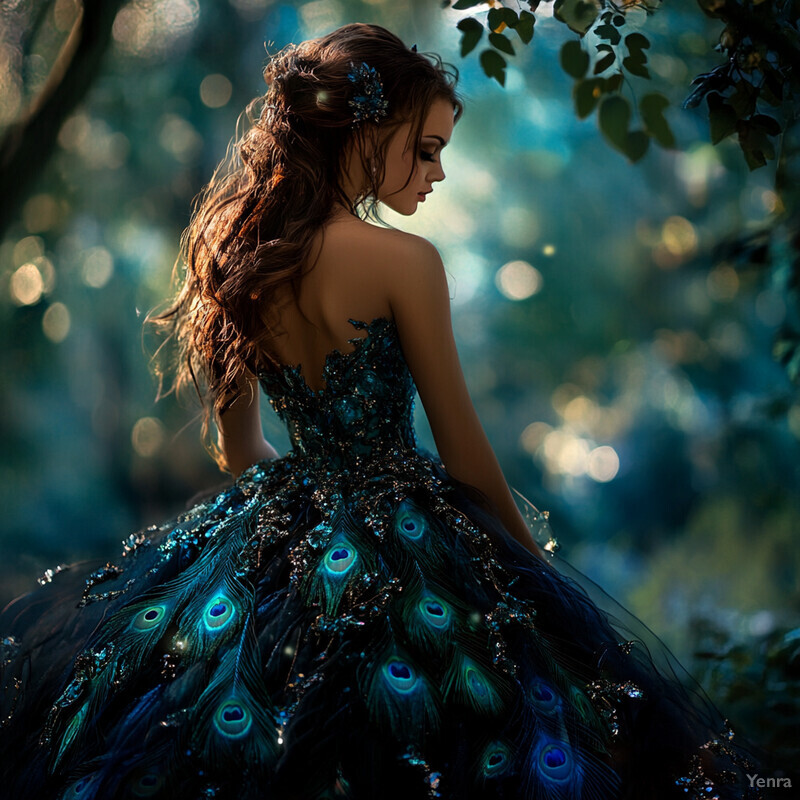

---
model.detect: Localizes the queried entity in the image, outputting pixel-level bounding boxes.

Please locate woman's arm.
[216,369,280,478]
[384,235,549,564]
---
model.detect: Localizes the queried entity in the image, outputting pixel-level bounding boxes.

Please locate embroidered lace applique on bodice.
[256,316,418,470]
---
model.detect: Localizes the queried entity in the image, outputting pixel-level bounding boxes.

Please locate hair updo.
[145,23,464,473]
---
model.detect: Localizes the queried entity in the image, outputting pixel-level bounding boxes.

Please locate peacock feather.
[476,737,516,782]
[59,771,100,800]
[565,682,609,751]
[391,497,448,564]
[525,676,568,740]
[392,568,468,656]
[300,508,378,618]
[441,648,512,716]
[358,629,442,743]
[520,728,622,800]
[168,551,254,662]
[441,618,515,717]
[51,700,90,772]
[188,614,282,774]
[45,515,259,776]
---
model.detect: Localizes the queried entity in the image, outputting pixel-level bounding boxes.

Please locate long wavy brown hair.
[145,23,464,473]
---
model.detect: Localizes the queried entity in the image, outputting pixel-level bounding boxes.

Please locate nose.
[431,161,445,183]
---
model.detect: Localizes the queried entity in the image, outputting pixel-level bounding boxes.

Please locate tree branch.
[0,0,128,241]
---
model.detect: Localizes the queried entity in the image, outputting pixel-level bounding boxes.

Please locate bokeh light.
[495,260,542,301]
[23,194,62,233]
[654,215,698,268]
[81,247,115,289]
[706,263,740,302]
[132,417,166,457]
[200,73,233,108]
[112,0,200,60]
[159,113,203,163]
[10,263,44,305]
[229,0,273,20]
[586,445,620,482]
[42,302,71,342]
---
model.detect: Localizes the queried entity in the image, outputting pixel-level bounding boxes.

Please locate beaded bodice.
[256,316,418,470]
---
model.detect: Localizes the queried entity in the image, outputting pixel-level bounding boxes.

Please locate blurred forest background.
[0,0,798,782]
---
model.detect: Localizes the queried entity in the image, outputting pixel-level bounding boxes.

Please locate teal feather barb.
[44,514,258,773]
[357,627,442,743]
[299,506,381,619]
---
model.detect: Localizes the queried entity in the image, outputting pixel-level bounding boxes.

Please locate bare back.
[262,216,406,393]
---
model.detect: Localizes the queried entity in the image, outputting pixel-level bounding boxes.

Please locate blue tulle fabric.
[0,315,765,799]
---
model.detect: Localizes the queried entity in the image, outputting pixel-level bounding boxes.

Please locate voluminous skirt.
[0,448,764,799]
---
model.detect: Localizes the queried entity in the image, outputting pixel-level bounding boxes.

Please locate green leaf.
[553,0,600,35]
[623,131,650,162]
[560,40,589,79]
[751,114,782,137]
[488,7,518,30]
[640,92,675,148]
[761,71,784,107]
[573,78,603,119]
[729,80,758,117]
[594,24,621,45]
[737,120,774,170]
[452,0,486,9]
[457,17,484,57]
[625,32,650,51]
[516,10,535,44]
[594,52,616,74]
[489,32,516,56]
[479,49,507,86]
[598,94,631,151]
[623,52,650,79]
[707,93,738,145]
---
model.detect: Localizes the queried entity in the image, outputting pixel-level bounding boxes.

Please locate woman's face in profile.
[378,97,454,216]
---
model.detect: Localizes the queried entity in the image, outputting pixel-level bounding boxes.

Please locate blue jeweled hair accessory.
[346,60,389,127]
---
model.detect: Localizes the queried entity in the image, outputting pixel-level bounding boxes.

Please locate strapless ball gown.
[0,316,764,799]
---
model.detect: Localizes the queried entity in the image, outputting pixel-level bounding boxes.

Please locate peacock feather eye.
[466,665,489,699]
[129,770,164,797]
[480,740,512,777]
[418,596,450,629]
[132,604,167,631]
[528,679,559,713]
[382,659,418,694]
[63,773,96,798]
[569,684,597,722]
[323,543,357,574]
[213,698,253,739]
[536,740,573,783]
[394,501,427,541]
[203,595,236,631]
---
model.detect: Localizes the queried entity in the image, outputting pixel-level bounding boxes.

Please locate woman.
[0,22,763,800]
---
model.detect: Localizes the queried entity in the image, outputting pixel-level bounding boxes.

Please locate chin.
[378,192,422,217]
[382,198,418,217]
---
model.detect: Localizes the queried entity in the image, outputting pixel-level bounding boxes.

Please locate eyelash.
[419,150,438,163]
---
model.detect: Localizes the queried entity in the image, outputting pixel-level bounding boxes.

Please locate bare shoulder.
[319,220,444,311]
[334,221,439,265]
[353,226,444,302]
